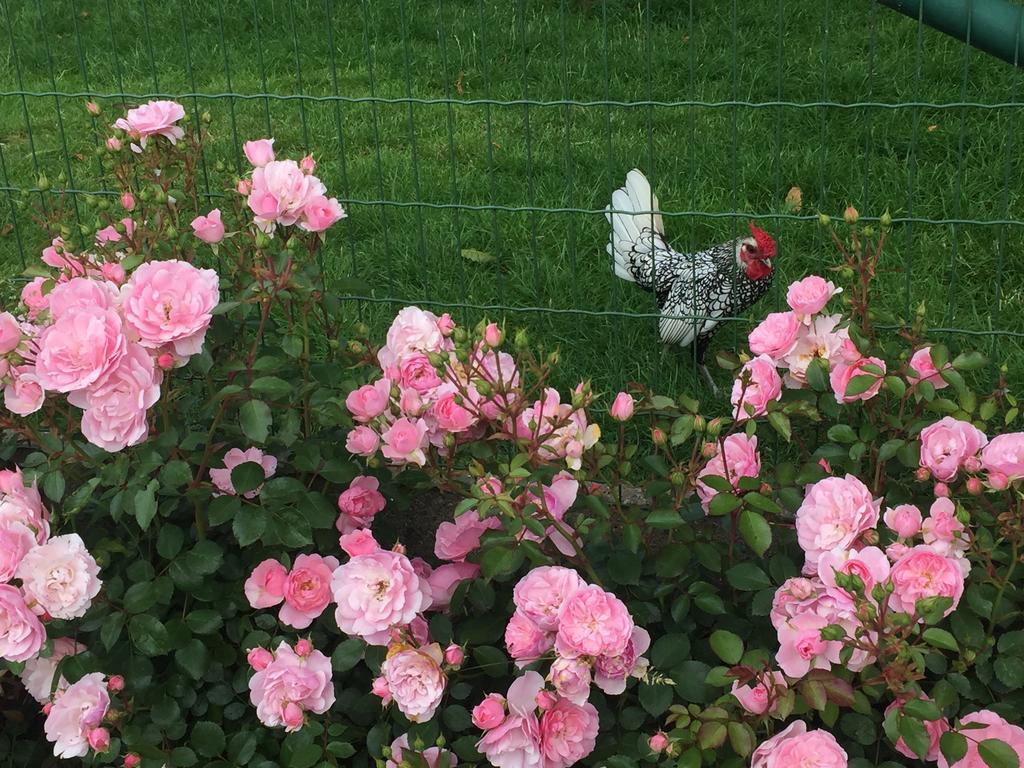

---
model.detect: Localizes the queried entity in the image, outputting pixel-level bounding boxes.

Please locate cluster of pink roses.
[919,416,1024,493]
[473,670,600,768]
[246,639,334,731]
[0,467,101,668]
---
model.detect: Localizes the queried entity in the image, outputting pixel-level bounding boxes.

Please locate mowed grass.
[1,0,1022,400]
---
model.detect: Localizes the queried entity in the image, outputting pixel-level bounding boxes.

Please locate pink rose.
[35,306,126,393]
[331,550,431,645]
[434,509,501,562]
[427,562,480,611]
[512,566,585,632]
[243,138,275,166]
[786,275,841,316]
[210,447,278,499]
[299,194,346,232]
[0,520,35,581]
[696,433,761,512]
[112,100,185,150]
[17,533,101,620]
[247,159,325,233]
[248,647,273,671]
[339,528,380,557]
[382,644,447,722]
[473,694,507,730]
[105,137,121,151]
[381,417,429,466]
[346,426,381,457]
[919,416,988,482]
[300,154,316,174]
[982,432,1024,483]
[0,584,45,662]
[609,392,634,422]
[68,343,161,452]
[781,314,849,388]
[191,208,225,244]
[121,260,219,357]
[379,306,446,368]
[505,610,554,666]
[0,471,49,543]
[432,388,477,433]
[884,503,923,538]
[47,278,118,319]
[922,497,968,557]
[909,346,950,390]
[649,733,669,753]
[539,698,599,768]
[555,585,634,659]
[886,696,949,761]
[399,354,442,394]
[42,672,110,758]
[732,354,783,419]
[336,475,386,534]
[345,379,392,422]
[386,735,456,768]
[937,710,1024,768]
[751,721,847,768]
[0,312,20,354]
[548,657,592,705]
[244,559,287,609]
[4,368,45,416]
[100,262,125,285]
[87,727,110,752]
[888,545,965,616]
[817,546,890,608]
[18,637,85,703]
[280,554,338,629]
[731,671,787,715]
[248,642,334,731]
[444,643,465,667]
[21,277,49,319]
[477,674,545,768]
[594,627,650,695]
[830,355,886,404]
[749,311,801,359]
[795,474,880,572]
[775,613,841,677]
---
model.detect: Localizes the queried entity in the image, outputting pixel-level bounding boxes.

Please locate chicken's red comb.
[749,222,777,260]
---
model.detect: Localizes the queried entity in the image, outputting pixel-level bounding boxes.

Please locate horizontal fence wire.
[0,0,1022,393]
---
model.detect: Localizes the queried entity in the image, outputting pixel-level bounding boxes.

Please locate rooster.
[606,169,777,392]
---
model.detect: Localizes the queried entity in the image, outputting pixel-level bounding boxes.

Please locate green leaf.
[709,629,744,664]
[472,646,508,678]
[726,563,772,591]
[192,721,226,758]
[845,374,880,397]
[979,739,1021,768]
[230,462,266,495]
[995,656,1024,689]
[878,439,905,462]
[331,638,365,672]
[650,634,691,669]
[806,357,829,391]
[708,492,742,516]
[185,610,223,635]
[42,470,65,502]
[768,411,792,441]
[898,716,932,760]
[952,351,988,371]
[728,722,756,758]
[940,732,969,765]
[922,628,959,652]
[903,698,943,721]
[697,722,727,750]
[885,375,907,398]
[461,247,495,263]
[156,525,185,560]
[638,682,673,716]
[251,376,293,399]
[233,506,268,547]
[827,424,858,444]
[134,481,159,530]
[479,545,524,580]
[100,612,125,650]
[129,614,170,656]
[239,399,272,444]
[175,639,209,679]
[123,581,160,613]
[739,509,772,556]
[443,704,474,732]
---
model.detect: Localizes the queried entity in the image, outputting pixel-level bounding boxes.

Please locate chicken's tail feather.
[605,169,668,288]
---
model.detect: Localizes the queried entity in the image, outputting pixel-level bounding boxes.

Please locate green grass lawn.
[1,0,1022,400]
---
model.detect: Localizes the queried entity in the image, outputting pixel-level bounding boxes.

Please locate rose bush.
[1,102,1024,768]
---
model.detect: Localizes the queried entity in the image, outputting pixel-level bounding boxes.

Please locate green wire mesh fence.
[0,0,1022,394]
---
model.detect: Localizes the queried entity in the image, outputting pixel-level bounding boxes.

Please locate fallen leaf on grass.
[461,248,495,264]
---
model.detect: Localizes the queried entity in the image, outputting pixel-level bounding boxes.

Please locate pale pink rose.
[830,355,886,404]
[749,311,801,359]
[732,354,783,420]
[280,554,338,629]
[474,694,507,730]
[331,550,431,645]
[919,416,988,482]
[731,671,788,715]
[41,236,81,273]
[381,417,429,466]
[817,546,890,608]
[695,433,761,512]
[42,672,110,758]
[68,343,161,452]
[4,367,45,416]
[888,545,965,616]
[909,347,950,390]
[47,278,118,319]
[609,392,634,422]
[210,447,278,499]
[17,533,101,620]
[300,154,316,174]
[548,657,592,705]
[386,735,456,768]
[776,612,842,677]
[248,642,334,731]
[555,585,634,659]
[0,519,35,581]
[19,637,85,702]
[0,471,49,543]
[247,159,325,233]
[884,503,923,538]
[336,475,386,534]
[120,260,219,357]
[0,584,45,662]
[372,675,392,703]
[236,178,252,195]
[399,387,424,416]
[346,426,381,457]
[399,353,442,393]
[248,647,273,671]
[505,610,554,665]
[782,314,849,388]
[444,644,465,667]
[243,138,275,166]
[540,698,599,768]
[382,644,447,722]
[21,277,49,319]
[886,696,948,761]
[432,388,477,433]
[339,529,380,557]
[786,275,841,317]
[0,312,20,354]
[922,497,968,557]
[751,720,847,768]
[87,727,110,752]
[105,137,121,151]
[35,307,126,393]
[299,194,346,232]
[379,306,446,368]
[982,432,1024,483]
[427,562,480,611]
[345,379,392,422]
[795,474,880,572]
[191,208,225,244]
[244,559,287,609]
[594,626,650,695]
[649,733,669,753]
[512,566,585,632]
[112,100,185,150]
[472,348,521,420]
[937,710,1024,768]
[434,509,501,562]
[770,577,822,630]
[477,676,545,768]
